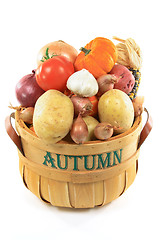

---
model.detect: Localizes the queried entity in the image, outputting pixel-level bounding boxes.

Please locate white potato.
[33,90,74,143]
[98,89,134,134]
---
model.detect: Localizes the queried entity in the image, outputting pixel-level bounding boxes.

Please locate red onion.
[70,114,88,144]
[71,95,93,117]
[15,70,45,107]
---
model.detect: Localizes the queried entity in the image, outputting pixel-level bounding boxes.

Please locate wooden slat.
[68,182,95,208]
[39,176,50,202]
[103,172,126,205]
[125,162,137,190]
[48,180,71,207]
[94,181,104,206]
[19,158,23,179]
[24,166,40,199]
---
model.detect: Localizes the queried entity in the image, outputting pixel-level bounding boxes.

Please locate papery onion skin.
[15,70,45,107]
[97,74,118,97]
[71,95,93,117]
[132,96,144,117]
[70,114,88,144]
[19,107,34,124]
[94,122,114,140]
[37,40,78,66]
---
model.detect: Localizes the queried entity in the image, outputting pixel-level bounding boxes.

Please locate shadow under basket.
[5,108,152,208]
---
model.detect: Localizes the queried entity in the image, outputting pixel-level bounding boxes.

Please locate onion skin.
[70,114,88,144]
[94,122,114,140]
[37,40,78,66]
[97,74,118,97]
[15,70,45,107]
[19,107,34,124]
[70,95,93,117]
[132,96,144,117]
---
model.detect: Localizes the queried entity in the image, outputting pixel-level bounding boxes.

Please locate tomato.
[88,95,98,117]
[36,56,74,92]
[63,88,72,96]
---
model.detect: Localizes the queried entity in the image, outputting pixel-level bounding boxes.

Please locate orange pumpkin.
[74,37,117,78]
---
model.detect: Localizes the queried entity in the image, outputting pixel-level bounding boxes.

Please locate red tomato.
[63,88,72,96]
[88,95,98,117]
[36,56,74,92]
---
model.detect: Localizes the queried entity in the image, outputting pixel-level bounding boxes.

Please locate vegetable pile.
[14,37,144,144]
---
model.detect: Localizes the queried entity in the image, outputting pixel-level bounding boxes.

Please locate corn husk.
[113,37,142,69]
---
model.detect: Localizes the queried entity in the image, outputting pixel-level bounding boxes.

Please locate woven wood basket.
[5,109,152,208]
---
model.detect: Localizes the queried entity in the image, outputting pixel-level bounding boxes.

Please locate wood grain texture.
[15,110,143,208]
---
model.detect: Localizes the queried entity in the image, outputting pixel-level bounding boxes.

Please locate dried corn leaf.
[113,36,142,69]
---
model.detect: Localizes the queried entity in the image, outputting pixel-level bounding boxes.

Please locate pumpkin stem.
[80,47,91,56]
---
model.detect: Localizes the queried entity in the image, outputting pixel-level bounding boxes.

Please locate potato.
[98,89,134,134]
[83,116,99,141]
[33,90,74,143]
[109,64,135,94]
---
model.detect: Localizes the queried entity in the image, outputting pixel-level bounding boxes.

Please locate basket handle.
[138,107,153,149]
[5,113,24,155]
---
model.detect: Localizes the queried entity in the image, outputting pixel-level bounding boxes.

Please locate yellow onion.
[70,95,93,117]
[70,114,88,144]
[19,107,34,124]
[37,40,78,66]
[132,96,144,117]
[97,74,118,97]
[94,122,114,140]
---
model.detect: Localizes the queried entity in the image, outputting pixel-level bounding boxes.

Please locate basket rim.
[15,109,142,155]
[15,110,141,143]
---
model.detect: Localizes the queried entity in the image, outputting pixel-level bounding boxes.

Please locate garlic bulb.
[66,69,98,97]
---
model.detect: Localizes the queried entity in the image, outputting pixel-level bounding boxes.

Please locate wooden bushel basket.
[5,108,152,208]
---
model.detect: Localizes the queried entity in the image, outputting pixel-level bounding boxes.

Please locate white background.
[1,0,159,239]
